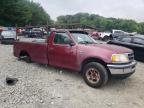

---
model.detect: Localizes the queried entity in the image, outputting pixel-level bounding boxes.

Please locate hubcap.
[86,68,100,84]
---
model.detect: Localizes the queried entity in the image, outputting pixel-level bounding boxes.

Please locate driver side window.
[54,32,70,44]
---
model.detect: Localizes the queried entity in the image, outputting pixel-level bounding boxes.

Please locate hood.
[78,43,133,56]
[78,43,133,63]
[95,44,133,54]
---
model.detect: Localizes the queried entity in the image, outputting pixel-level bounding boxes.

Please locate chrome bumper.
[107,61,137,75]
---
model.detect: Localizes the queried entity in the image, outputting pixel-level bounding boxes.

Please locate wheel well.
[19,50,29,58]
[81,57,111,76]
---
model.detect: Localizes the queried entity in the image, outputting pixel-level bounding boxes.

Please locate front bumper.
[107,61,137,76]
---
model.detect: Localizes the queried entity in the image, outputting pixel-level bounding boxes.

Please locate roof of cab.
[51,29,88,34]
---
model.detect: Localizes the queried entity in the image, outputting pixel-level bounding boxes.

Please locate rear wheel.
[24,55,31,63]
[19,52,31,63]
[83,62,108,88]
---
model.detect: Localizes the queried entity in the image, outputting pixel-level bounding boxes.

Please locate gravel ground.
[0,44,144,108]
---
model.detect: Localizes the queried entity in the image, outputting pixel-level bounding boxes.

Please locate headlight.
[111,54,129,63]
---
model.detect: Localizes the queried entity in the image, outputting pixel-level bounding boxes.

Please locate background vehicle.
[90,31,101,40]
[24,29,42,38]
[100,32,111,41]
[107,35,144,61]
[14,30,136,88]
[0,30,16,44]
[111,29,137,38]
[23,27,47,38]
[100,30,137,41]
[112,30,129,38]
[17,28,26,36]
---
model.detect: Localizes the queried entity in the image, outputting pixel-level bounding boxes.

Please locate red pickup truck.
[13,30,137,88]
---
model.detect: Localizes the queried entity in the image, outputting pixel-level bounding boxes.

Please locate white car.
[100,32,111,41]
[0,30,16,44]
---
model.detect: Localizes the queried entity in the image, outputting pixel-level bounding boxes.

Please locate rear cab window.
[53,32,70,44]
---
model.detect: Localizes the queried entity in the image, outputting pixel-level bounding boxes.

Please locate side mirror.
[64,38,75,46]
[69,41,75,46]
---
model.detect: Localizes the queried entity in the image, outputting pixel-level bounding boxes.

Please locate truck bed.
[18,37,47,43]
[14,39,48,64]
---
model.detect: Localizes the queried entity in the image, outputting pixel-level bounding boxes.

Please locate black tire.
[83,62,108,88]
[19,53,31,63]
[103,36,110,41]
[24,55,31,63]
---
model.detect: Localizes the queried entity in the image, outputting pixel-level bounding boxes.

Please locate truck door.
[48,32,77,70]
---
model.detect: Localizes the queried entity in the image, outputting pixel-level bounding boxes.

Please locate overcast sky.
[33,0,144,22]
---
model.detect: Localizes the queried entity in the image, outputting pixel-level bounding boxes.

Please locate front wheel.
[83,62,108,88]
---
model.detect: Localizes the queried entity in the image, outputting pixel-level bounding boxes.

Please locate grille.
[128,53,134,62]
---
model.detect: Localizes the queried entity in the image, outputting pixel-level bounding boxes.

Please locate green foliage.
[0,1,143,34]
[138,23,144,34]
[0,0,52,26]
[57,13,144,34]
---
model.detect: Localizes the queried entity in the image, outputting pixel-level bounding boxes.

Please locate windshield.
[71,32,96,44]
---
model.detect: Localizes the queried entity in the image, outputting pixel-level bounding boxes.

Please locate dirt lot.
[0,44,144,108]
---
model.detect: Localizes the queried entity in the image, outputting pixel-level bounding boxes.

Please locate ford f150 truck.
[13,30,137,88]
